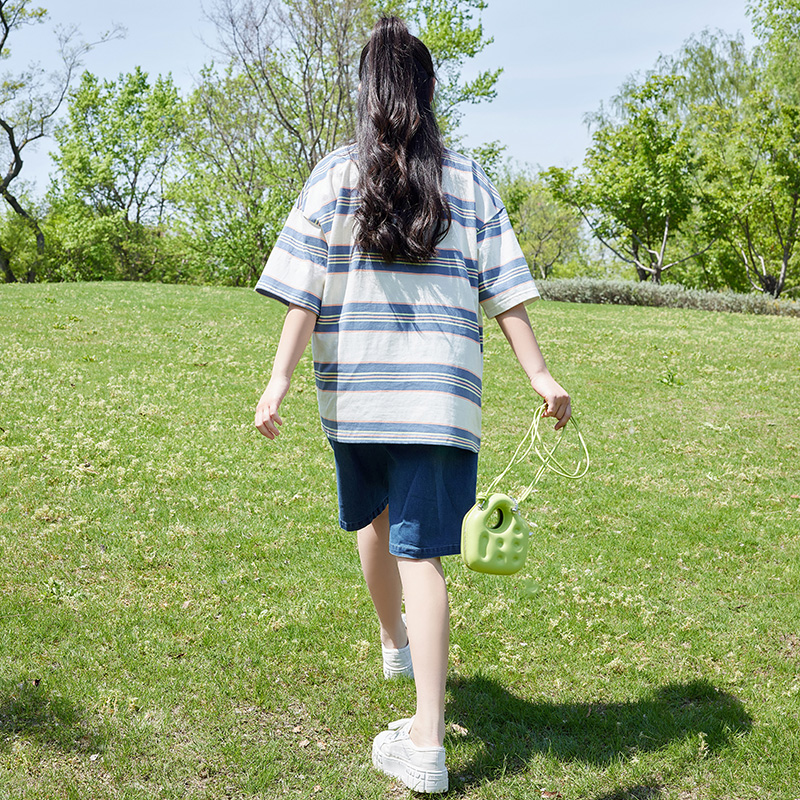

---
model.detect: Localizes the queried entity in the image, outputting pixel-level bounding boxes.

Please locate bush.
[42,202,201,284]
[537,278,800,318]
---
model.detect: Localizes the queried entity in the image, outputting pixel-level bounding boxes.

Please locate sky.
[11,0,756,192]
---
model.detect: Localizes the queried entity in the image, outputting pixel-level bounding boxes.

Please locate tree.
[748,0,800,103]
[656,29,758,119]
[186,0,372,278]
[695,92,800,298]
[651,2,800,299]
[182,0,501,276]
[497,166,584,280]
[547,76,701,284]
[699,0,800,297]
[656,29,759,292]
[50,68,184,280]
[207,0,371,180]
[0,0,119,282]
[0,186,43,280]
[393,0,502,142]
[174,66,294,285]
[544,30,772,293]
[206,0,499,163]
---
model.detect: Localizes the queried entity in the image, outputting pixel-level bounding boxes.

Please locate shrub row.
[537,278,800,318]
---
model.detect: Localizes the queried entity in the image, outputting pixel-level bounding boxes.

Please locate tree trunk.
[0,241,16,283]
[632,240,648,281]
[26,226,44,282]
[762,272,781,298]
[1,188,44,282]
[742,250,785,298]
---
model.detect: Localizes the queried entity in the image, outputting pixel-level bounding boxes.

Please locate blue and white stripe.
[315,361,482,405]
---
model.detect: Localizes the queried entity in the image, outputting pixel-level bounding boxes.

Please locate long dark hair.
[355,17,451,263]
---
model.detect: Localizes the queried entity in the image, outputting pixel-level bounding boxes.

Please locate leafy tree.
[552,30,767,293]
[207,0,499,167]
[391,0,502,141]
[655,29,758,119]
[189,0,370,277]
[174,67,294,285]
[695,92,800,298]
[748,0,800,103]
[497,166,584,280]
[0,186,43,279]
[547,76,702,285]
[654,2,800,298]
[697,0,800,297]
[0,0,119,282]
[50,68,185,280]
[602,24,798,297]
[656,30,759,291]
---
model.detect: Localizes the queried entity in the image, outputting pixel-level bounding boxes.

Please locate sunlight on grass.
[1,283,798,799]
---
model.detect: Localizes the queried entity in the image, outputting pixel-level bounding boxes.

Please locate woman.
[254,16,570,794]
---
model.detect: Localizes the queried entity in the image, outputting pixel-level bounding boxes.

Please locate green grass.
[1,282,798,800]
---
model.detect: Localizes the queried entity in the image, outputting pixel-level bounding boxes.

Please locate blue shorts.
[329,441,479,559]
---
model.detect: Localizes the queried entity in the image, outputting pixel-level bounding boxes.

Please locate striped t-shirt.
[255,145,539,453]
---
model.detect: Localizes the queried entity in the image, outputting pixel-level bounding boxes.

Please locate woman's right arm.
[254,304,318,440]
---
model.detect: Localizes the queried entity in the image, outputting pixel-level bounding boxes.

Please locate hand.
[531,373,571,431]
[254,376,291,440]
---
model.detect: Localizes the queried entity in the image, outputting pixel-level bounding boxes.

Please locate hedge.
[537,278,800,318]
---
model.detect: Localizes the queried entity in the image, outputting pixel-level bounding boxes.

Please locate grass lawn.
[0,281,798,799]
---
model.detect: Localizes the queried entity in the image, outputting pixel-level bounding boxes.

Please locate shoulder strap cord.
[483,404,590,506]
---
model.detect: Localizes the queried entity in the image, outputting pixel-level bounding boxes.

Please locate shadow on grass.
[0,678,103,753]
[592,787,663,800]
[445,675,752,797]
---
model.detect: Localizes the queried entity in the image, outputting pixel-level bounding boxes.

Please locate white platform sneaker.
[372,718,448,794]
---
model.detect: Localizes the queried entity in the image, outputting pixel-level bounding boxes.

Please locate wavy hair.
[354,17,451,263]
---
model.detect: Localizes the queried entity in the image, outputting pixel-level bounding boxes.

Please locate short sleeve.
[254,203,328,315]
[477,207,539,318]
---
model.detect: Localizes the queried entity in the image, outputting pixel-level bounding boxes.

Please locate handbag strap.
[483,404,589,506]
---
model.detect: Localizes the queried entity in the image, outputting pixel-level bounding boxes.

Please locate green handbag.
[461,405,589,576]
[461,492,530,575]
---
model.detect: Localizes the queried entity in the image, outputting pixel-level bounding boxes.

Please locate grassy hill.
[1,282,798,799]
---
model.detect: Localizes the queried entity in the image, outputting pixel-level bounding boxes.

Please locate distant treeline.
[1,0,799,300]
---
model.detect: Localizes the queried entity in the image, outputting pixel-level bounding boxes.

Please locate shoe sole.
[372,741,448,793]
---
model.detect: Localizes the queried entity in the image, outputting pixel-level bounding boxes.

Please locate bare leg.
[397,557,449,748]
[357,507,407,649]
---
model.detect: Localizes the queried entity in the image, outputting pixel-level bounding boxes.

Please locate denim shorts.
[329,440,479,559]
